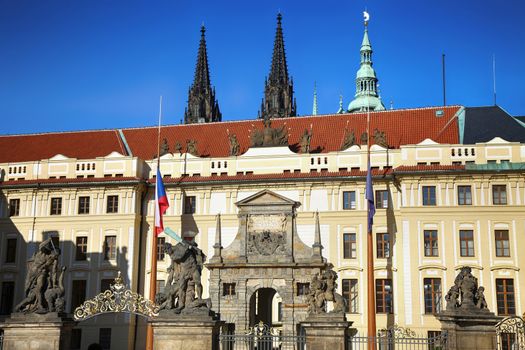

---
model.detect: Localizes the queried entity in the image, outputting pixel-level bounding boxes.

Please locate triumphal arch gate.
[207,190,331,334]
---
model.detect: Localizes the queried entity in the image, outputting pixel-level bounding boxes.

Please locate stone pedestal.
[437,310,501,350]
[301,313,351,350]
[0,312,76,350]
[149,311,224,350]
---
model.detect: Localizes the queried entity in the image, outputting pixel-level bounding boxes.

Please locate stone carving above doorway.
[247,214,287,255]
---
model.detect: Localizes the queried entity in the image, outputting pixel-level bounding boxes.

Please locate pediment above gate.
[236,190,300,208]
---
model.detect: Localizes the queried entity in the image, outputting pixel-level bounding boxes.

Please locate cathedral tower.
[347,15,385,113]
[184,25,221,124]
[259,13,297,120]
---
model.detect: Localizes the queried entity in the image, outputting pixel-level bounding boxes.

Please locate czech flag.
[365,161,376,233]
[155,168,169,235]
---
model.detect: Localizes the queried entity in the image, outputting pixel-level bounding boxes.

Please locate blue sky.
[1,0,524,135]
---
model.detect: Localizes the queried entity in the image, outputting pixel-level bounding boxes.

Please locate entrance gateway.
[207,190,331,334]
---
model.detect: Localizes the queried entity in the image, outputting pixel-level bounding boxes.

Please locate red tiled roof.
[394,165,466,172]
[0,130,127,163]
[0,106,461,163]
[0,176,141,187]
[123,106,461,159]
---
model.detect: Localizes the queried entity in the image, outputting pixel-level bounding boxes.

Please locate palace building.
[1,14,524,350]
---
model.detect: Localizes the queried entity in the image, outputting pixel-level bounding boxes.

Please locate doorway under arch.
[249,288,282,328]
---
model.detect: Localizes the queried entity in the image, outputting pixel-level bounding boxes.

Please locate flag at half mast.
[155,168,169,235]
[365,161,375,232]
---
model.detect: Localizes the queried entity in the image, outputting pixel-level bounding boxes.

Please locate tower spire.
[347,12,386,113]
[184,25,222,124]
[259,13,297,120]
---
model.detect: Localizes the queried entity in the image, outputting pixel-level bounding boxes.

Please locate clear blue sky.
[1,0,524,135]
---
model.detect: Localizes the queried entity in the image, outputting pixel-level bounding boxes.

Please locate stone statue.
[187,139,198,156]
[156,240,211,314]
[228,133,240,156]
[159,138,170,157]
[373,128,388,148]
[299,128,312,153]
[174,142,183,155]
[360,131,368,145]
[15,238,66,314]
[444,266,489,312]
[340,129,356,151]
[306,268,346,314]
[250,119,288,147]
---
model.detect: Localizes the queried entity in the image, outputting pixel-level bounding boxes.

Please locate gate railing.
[496,314,525,350]
[347,325,448,350]
[219,321,305,350]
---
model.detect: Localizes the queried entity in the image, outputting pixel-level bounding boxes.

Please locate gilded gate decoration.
[73,271,159,321]
[496,314,525,350]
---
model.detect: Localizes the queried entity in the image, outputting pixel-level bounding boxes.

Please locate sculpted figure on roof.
[340,129,356,151]
[373,129,388,148]
[186,139,198,157]
[299,128,312,153]
[250,119,289,147]
[228,133,240,156]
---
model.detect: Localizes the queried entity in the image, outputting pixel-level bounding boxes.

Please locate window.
[423,230,438,257]
[422,186,436,206]
[184,195,196,214]
[5,238,17,263]
[103,236,117,260]
[0,281,15,315]
[500,333,517,350]
[75,237,88,261]
[493,185,507,205]
[71,280,86,312]
[100,279,113,292]
[375,190,388,209]
[157,237,166,261]
[343,233,357,259]
[375,279,393,313]
[459,230,475,257]
[223,283,236,296]
[342,279,358,313]
[71,329,82,350]
[458,185,472,205]
[156,280,166,294]
[99,328,112,350]
[9,198,20,217]
[78,196,90,214]
[277,302,283,322]
[495,230,510,257]
[50,197,62,215]
[296,283,310,296]
[423,278,442,314]
[496,279,515,315]
[377,233,390,258]
[343,191,356,210]
[106,195,119,213]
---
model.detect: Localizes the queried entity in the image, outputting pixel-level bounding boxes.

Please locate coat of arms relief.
[247,214,287,255]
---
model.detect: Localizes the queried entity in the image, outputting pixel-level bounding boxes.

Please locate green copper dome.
[347,26,385,113]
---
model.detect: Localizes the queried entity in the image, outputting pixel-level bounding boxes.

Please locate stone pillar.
[149,314,224,350]
[1,313,76,350]
[437,311,500,350]
[301,314,351,350]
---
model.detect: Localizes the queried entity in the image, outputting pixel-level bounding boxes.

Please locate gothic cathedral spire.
[184,25,222,124]
[347,18,385,113]
[259,13,297,120]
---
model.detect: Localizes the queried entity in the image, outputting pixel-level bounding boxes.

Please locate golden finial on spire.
[363,10,370,27]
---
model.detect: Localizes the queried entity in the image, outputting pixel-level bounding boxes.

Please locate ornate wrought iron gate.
[496,315,525,350]
[219,321,305,350]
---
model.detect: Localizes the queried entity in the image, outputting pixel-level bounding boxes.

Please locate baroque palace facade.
[1,14,525,350]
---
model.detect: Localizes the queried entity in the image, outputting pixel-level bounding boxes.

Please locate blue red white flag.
[155,168,169,235]
[365,162,375,232]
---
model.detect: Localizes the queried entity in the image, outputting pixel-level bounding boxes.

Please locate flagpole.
[146,95,163,350]
[366,103,377,349]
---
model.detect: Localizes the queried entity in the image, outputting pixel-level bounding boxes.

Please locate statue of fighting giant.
[15,238,66,314]
[156,237,211,314]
